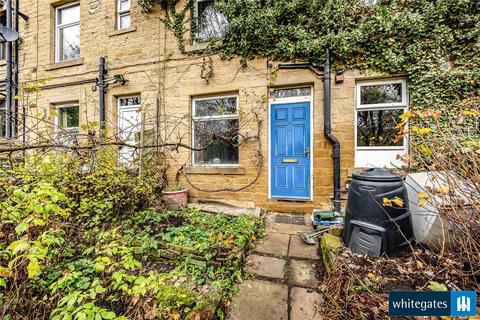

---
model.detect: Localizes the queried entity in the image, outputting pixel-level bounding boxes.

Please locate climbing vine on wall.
[149,0,480,122]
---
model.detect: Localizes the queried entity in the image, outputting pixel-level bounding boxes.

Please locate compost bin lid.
[352,168,402,182]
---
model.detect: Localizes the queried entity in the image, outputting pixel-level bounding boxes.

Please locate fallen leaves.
[383,196,404,208]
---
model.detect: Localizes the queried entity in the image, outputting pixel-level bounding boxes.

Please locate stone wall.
[0,0,399,212]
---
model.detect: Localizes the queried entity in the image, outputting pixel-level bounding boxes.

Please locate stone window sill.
[185,166,245,175]
[108,26,137,37]
[184,42,208,53]
[46,58,84,70]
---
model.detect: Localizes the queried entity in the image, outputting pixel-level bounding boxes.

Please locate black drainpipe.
[324,48,342,212]
[13,0,19,137]
[98,57,106,138]
[5,0,12,138]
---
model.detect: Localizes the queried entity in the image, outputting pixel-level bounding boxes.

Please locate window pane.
[60,106,79,129]
[194,119,239,165]
[119,0,130,11]
[59,5,80,25]
[59,25,80,61]
[119,96,141,107]
[119,14,131,30]
[271,87,312,99]
[357,109,404,147]
[360,83,403,105]
[197,0,228,42]
[194,97,237,117]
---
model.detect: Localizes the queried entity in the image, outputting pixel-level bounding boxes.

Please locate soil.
[319,244,480,319]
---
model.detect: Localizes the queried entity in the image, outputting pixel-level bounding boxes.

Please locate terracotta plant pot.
[162,189,188,210]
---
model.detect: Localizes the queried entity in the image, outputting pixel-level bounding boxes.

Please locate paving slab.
[227,279,288,320]
[253,233,290,257]
[290,287,324,320]
[245,254,286,279]
[289,259,320,288]
[266,214,309,235]
[289,235,320,260]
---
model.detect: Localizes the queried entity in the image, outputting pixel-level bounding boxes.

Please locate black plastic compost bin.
[342,168,414,257]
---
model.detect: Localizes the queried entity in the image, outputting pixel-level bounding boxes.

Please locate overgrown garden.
[0,154,263,319]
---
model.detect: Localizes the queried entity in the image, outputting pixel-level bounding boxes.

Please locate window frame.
[55,2,80,63]
[191,94,240,167]
[355,79,408,167]
[117,0,131,30]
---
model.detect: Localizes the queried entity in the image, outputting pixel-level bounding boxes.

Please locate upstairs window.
[55,3,80,62]
[117,0,131,30]
[192,95,239,166]
[0,15,5,60]
[195,0,228,42]
[355,79,408,168]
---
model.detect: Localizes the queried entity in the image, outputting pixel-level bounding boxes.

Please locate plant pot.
[162,189,188,210]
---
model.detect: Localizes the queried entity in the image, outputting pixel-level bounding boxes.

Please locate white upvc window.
[192,95,239,166]
[355,79,408,168]
[194,0,228,42]
[117,95,141,165]
[55,2,80,62]
[55,104,80,145]
[117,0,131,30]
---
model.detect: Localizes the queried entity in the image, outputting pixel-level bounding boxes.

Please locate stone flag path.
[227,213,324,320]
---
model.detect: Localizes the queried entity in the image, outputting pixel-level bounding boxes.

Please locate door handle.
[306,147,310,159]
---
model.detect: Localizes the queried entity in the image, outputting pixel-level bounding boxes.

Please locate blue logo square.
[450,291,476,317]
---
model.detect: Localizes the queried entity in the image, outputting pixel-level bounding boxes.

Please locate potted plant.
[162,181,188,210]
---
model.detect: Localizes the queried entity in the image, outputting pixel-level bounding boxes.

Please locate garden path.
[227,212,324,320]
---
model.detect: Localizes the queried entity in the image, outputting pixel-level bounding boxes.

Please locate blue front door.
[270,102,311,200]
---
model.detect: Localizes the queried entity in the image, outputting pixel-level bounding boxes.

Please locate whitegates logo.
[389,291,477,317]
[456,295,470,312]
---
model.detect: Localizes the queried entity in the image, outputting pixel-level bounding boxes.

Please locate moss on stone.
[321,233,343,273]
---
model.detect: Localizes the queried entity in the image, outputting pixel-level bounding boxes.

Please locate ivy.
[153,0,480,126]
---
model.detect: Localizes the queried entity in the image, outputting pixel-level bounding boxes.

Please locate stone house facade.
[0,0,408,212]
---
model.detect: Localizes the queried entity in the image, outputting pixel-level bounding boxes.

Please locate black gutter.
[5,0,12,138]
[324,48,342,212]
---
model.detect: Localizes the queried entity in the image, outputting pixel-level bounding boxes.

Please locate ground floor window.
[192,95,239,166]
[355,79,408,168]
[55,104,80,145]
[117,95,141,165]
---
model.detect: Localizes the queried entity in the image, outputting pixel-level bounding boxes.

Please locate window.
[195,0,228,42]
[55,3,80,62]
[0,15,6,60]
[117,95,141,165]
[117,0,131,30]
[355,79,408,168]
[0,100,6,138]
[55,104,79,145]
[270,87,312,100]
[57,105,79,131]
[192,95,239,166]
